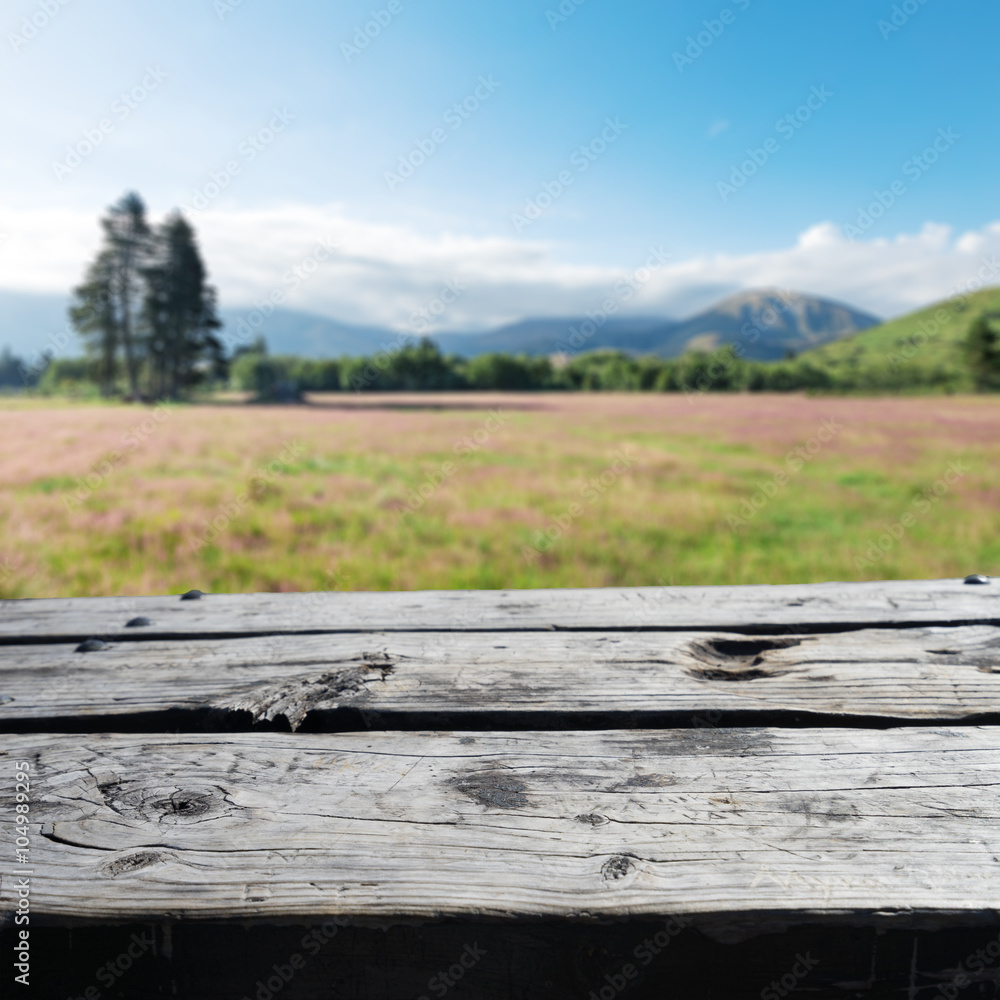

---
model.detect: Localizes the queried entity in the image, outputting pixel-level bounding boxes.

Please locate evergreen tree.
[101,192,153,398]
[69,248,119,397]
[0,346,29,388]
[143,212,224,399]
[964,313,1000,391]
[70,195,226,400]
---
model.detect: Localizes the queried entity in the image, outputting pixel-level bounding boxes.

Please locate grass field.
[1,392,998,598]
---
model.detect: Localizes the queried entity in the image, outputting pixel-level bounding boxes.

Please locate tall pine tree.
[143,213,224,400]
[101,192,153,399]
[69,248,119,397]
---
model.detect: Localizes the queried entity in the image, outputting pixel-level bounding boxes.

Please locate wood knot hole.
[687,636,801,681]
[602,854,636,881]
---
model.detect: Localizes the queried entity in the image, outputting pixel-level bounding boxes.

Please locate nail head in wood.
[964,574,991,585]
[125,616,154,627]
[75,638,110,652]
[179,590,205,600]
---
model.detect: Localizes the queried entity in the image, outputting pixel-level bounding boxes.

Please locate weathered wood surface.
[5,578,1000,997]
[1,577,997,641]
[4,727,1000,925]
[2,626,1000,729]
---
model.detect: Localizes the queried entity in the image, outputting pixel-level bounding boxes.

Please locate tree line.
[28,315,1000,397]
[214,322,1000,396]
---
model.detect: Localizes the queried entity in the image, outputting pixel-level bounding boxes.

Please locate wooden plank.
[4,727,1000,924]
[1,578,998,641]
[3,626,1000,729]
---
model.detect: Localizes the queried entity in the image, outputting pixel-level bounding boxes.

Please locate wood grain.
[1,578,998,642]
[4,727,999,925]
[2,626,1000,728]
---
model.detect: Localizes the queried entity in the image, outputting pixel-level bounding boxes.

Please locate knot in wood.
[98,850,170,878]
[100,781,231,824]
[601,854,636,881]
[150,789,216,819]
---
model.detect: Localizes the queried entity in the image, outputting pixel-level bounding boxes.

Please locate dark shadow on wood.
[6,918,999,1000]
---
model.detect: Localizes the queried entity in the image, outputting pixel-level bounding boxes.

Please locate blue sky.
[2,0,998,331]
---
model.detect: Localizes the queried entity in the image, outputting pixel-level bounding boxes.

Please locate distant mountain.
[0,291,74,364]
[217,307,401,358]
[434,291,878,360]
[434,316,668,358]
[641,290,881,362]
[0,287,879,364]
[0,292,405,361]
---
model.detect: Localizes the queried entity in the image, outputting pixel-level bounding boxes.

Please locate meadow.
[0,392,998,599]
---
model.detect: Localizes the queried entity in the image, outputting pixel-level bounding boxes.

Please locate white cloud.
[0,202,997,330]
[628,220,1000,321]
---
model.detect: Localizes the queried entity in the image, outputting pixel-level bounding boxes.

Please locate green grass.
[0,393,998,597]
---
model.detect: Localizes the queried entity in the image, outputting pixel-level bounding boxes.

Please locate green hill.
[797,285,1000,391]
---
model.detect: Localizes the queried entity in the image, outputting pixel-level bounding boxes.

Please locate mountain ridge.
[644,289,880,361]
[0,287,880,363]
